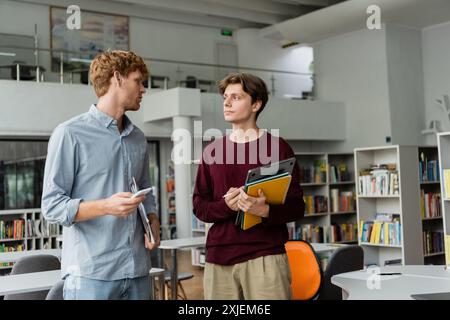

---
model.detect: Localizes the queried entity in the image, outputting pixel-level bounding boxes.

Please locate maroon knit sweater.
[193,132,305,265]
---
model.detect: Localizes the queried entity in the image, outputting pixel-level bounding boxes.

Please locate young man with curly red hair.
[42,50,160,300]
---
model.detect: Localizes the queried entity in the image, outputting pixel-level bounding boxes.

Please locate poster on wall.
[50,6,129,72]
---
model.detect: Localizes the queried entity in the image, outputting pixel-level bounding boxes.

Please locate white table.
[0,249,61,264]
[331,265,450,300]
[0,268,166,299]
[159,237,206,300]
[0,269,60,296]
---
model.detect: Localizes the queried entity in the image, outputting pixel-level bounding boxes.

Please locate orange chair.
[285,240,323,300]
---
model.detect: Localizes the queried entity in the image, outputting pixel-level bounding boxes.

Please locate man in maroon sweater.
[193,73,305,300]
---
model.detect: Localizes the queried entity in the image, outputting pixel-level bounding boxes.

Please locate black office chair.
[185,76,197,88]
[10,61,35,81]
[318,245,364,300]
[45,280,65,300]
[80,70,89,84]
[4,254,61,300]
[150,249,194,300]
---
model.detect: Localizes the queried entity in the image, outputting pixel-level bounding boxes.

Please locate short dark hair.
[218,73,269,120]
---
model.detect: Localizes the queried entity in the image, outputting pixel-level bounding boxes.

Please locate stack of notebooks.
[235,171,292,230]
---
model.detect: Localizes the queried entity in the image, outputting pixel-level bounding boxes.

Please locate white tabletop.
[0,269,61,296]
[0,249,61,264]
[149,267,165,276]
[331,265,450,300]
[310,243,345,254]
[159,237,206,250]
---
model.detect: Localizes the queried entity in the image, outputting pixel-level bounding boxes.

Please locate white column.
[172,115,192,239]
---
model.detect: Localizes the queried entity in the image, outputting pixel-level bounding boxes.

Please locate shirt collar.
[89,104,134,135]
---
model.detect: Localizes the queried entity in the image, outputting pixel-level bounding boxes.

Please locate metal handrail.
[0,45,313,77]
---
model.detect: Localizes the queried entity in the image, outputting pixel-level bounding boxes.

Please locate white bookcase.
[190,162,209,267]
[293,152,358,244]
[417,146,444,265]
[437,133,450,265]
[0,208,62,271]
[354,145,422,266]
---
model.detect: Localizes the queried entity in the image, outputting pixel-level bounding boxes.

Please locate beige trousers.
[204,254,292,300]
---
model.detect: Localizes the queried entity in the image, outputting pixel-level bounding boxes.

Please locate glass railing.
[0,45,315,99]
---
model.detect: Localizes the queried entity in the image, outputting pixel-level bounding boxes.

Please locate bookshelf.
[165,161,176,240]
[354,145,422,266]
[0,208,62,271]
[437,133,450,265]
[190,162,209,267]
[291,152,358,245]
[417,146,444,265]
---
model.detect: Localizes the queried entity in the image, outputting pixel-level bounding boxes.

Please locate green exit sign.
[221,29,233,37]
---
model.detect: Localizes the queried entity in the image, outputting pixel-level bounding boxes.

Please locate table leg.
[171,248,178,300]
[158,273,165,300]
[149,275,155,300]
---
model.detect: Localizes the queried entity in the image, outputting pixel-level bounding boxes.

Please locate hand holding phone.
[131,187,153,198]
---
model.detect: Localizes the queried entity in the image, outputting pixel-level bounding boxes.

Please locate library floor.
[162,249,205,300]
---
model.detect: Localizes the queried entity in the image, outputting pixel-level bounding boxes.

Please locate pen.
[377,273,402,276]
[222,192,234,198]
[223,189,243,198]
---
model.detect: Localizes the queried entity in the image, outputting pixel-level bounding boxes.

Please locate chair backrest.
[285,240,322,300]
[4,254,61,300]
[80,70,89,84]
[11,61,35,81]
[318,245,364,300]
[185,76,197,88]
[45,280,64,300]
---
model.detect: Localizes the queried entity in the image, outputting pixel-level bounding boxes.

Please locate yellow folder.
[241,174,292,230]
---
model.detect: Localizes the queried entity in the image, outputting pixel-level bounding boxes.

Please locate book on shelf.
[0,243,24,267]
[299,159,326,184]
[329,163,351,183]
[304,195,328,214]
[422,230,443,255]
[0,219,24,239]
[420,191,441,219]
[358,164,399,196]
[330,189,355,213]
[294,223,357,243]
[359,213,401,245]
[419,153,440,182]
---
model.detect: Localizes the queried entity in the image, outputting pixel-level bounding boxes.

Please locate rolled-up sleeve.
[139,145,157,214]
[41,126,82,227]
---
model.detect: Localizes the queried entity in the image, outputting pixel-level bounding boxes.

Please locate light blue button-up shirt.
[42,105,156,280]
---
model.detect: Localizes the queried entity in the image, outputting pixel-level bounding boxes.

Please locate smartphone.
[131,187,153,198]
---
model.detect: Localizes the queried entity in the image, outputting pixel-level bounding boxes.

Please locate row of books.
[420,191,441,219]
[0,219,24,239]
[330,189,355,213]
[299,160,327,184]
[422,230,444,255]
[358,164,399,196]
[419,153,439,182]
[304,195,328,214]
[191,248,206,266]
[191,216,211,233]
[329,163,352,183]
[0,243,24,267]
[359,218,401,245]
[293,223,358,243]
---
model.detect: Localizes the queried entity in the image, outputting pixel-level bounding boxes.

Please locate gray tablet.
[245,157,296,184]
